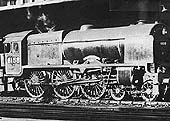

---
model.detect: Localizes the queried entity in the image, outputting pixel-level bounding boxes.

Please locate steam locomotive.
[0,22,170,102]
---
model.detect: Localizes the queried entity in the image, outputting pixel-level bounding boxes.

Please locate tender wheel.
[51,69,76,99]
[81,73,106,100]
[141,81,158,101]
[110,84,126,101]
[24,71,45,98]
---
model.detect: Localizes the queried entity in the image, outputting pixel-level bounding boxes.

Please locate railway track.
[0,95,170,120]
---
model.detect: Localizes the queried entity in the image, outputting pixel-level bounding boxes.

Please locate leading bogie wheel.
[51,69,76,99]
[110,84,126,101]
[24,71,45,98]
[141,81,158,101]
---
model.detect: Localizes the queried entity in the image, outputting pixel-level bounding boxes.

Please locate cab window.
[0,41,4,53]
[13,42,19,53]
[4,43,10,53]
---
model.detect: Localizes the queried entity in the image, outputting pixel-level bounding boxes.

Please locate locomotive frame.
[0,22,170,102]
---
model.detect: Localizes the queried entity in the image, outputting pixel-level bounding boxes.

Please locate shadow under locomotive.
[0,22,170,102]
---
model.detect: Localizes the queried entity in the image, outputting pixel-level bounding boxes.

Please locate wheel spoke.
[52,72,59,81]
[36,87,40,96]
[37,86,41,95]
[116,92,120,97]
[67,86,73,93]
[33,86,36,95]
[37,86,42,95]
[65,70,71,78]
[57,70,63,78]
[95,86,100,96]
[55,71,61,79]
[65,86,70,95]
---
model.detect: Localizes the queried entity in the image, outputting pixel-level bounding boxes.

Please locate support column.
[3,76,8,92]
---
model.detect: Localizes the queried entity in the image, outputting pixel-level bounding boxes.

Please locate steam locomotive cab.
[4,40,21,75]
[3,31,32,76]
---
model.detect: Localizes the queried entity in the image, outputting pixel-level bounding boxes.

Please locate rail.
[0,96,170,120]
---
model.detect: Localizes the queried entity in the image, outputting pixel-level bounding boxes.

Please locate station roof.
[0,0,78,11]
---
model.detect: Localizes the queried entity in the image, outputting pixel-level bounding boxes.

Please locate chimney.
[80,24,93,31]
[138,0,148,21]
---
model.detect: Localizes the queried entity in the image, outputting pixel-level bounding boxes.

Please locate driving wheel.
[24,71,45,98]
[51,69,76,99]
[81,73,106,100]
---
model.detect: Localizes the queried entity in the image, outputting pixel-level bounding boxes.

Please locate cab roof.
[3,30,32,43]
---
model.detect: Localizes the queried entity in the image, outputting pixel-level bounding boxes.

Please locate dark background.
[0,0,169,38]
